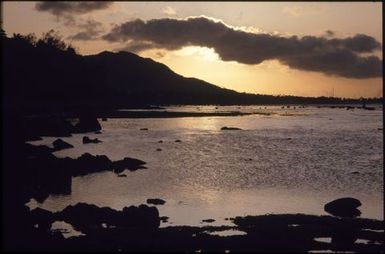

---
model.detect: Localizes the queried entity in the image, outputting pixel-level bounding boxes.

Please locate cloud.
[102,16,382,79]
[161,6,177,16]
[68,19,105,41]
[35,2,113,40]
[35,1,113,16]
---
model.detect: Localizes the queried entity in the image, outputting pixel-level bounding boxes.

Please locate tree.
[36,29,68,51]
[0,28,6,38]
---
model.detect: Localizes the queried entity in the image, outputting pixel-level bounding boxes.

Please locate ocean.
[28,105,383,228]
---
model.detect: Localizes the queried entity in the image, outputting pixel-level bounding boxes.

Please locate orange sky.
[2,1,383,98]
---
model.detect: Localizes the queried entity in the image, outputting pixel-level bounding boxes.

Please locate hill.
[1,32,381,114]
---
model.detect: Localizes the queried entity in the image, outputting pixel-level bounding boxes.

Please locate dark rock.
[56,203,121,231]
[73,153,112,176]
[158,140,163,143]
[101,117,107,122]
[30,208,54,230]
[147,198,166,205]
[26,135,43,141]
[24,143,54,157]
[324,197,362,217]
[25,116,74,137]
[121,204,160,228]
[363,106,375,110]
[156,148,162,151]
[221,126,242,130]
[113,157,147,174]
[175,139,182,143]
[82,136,102,144]
[52,139,74,151]
[160,216,169,223]
[56,202,161,230]
[140,128,148,131]
[202,219,215,223]
[73,116,101,133]
[118,174,127,177]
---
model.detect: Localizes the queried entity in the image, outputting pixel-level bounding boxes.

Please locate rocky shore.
[2,113,384,252]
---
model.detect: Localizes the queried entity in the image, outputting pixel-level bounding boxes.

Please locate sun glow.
[175,46,220,62]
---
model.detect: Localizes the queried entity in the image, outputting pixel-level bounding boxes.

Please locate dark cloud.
[35,2,113,16]
[68,19,105,41]
[119,41,158,53]
[35,2,112,41]
[103,17,382,79]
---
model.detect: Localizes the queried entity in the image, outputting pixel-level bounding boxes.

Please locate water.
[28,105,383,226]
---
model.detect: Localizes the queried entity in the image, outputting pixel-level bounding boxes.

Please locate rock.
[147,198,166,205]
[156,148,162,151]
[175,139,182,143]
[82,136,102,144]
[30,208,54,230]
[158,140,163,143]
[140,128,148,131]
[202,219,215,223]
[52,138,74,151]
[121,204,160,228]
[26,135,43,141]
[324,197,362,217]
[73,116,101,133]
[101,117,107,122]
[25,116,73,137]
[73,153,112,176]
[221,126,242,130]
[57,203,161,230]
[56,203,121,231]
[160,216,169,223]
[113,157,147,174]
[118,174,127,177]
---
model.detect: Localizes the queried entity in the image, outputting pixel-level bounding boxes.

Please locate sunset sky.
[2,1,383,98]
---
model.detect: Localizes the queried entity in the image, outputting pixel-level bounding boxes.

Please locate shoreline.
[2,110,383,252]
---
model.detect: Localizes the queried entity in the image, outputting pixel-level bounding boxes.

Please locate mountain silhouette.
[2,33,380,114]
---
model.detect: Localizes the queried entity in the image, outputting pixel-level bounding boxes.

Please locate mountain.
[82,50,245,106]
[2,34,380,114]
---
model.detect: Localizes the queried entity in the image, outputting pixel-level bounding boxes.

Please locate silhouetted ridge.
[2,32,381,115]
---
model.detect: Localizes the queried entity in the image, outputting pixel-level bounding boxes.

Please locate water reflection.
[28,106,383,225]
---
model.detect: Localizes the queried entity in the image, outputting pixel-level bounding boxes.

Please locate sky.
[2,1,383,98]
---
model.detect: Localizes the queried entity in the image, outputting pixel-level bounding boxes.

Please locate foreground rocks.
[73,116,102,133]
[54,203,160,232]
[147,198,166,205]
[24,143,147,202]
[324,197,362,217]
[82,136,102,144]
[221,126,242,130]
[24,205,384,252]
[52,139,74,151]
